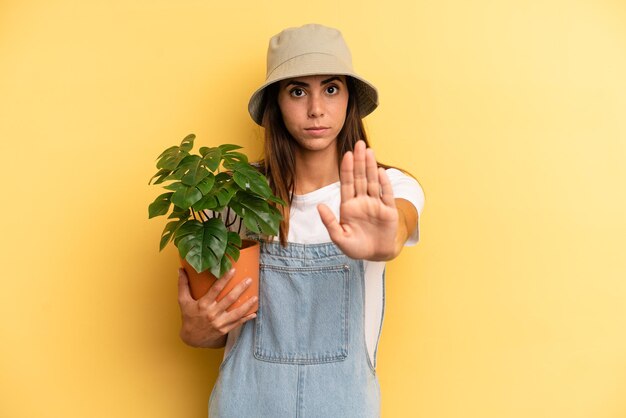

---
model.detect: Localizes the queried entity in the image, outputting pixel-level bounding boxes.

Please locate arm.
[391,198,419,259]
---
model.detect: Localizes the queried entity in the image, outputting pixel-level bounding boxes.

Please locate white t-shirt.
[224,168,425,367]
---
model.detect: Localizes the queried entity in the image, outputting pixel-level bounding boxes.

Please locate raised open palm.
[317,141,399,261]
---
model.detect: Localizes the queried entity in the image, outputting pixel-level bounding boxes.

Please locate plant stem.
[225,207,236,228]
[238,217,243,235]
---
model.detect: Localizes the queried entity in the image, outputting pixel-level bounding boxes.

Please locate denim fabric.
[209,242,380,418]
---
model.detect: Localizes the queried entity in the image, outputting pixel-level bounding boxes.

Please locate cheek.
[277,103,300,138]
[278,96,293,119]
[279,105,296,129]
[335,97,349,125]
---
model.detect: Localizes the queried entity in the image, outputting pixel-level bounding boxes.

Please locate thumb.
[317,204,346,244]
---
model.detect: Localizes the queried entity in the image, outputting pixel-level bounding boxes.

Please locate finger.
[212,292,259,332]
[353,140,367,196]
[365,148,380,197]
[378,167,396,208]
[223,294,259,324]
[220,312,258,335]
[200,268,236,305]
[215,276,254,312]
[318,203,349,245]
[340,150,354,201]
[177,268,193,306]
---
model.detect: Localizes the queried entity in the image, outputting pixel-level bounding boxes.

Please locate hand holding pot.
[177,268,257,348]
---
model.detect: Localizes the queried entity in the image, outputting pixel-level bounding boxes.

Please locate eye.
[326,85,339,95]
[290,88,305,97]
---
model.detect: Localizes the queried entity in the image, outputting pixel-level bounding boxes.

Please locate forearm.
[389,198,418,260]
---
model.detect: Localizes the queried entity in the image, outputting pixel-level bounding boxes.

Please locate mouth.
[304,127,330,136]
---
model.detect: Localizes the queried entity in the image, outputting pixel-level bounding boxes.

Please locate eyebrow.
[284,76,344,88]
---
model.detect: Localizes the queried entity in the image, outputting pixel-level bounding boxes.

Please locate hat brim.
[248,53,378,126]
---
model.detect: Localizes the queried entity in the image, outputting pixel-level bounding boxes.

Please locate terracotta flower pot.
[179,239,259,315]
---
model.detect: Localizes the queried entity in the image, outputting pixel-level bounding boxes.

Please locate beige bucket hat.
[248,24,379,126]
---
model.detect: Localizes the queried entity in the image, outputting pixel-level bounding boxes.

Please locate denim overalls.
[209,241,381,418]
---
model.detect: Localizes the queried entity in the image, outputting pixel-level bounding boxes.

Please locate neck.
[293,146,339,195]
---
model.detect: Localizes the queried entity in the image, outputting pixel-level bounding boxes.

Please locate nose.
[307,93,324,118]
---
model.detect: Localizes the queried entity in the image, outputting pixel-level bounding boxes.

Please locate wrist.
[179,325,227,348]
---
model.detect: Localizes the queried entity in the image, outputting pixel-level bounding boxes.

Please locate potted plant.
[148,133,284,314]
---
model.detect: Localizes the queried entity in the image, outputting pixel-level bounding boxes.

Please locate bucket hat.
[248,23,379,126]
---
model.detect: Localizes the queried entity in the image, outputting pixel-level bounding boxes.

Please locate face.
[277,74,349,154]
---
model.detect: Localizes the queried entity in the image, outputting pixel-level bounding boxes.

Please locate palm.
[318,141,399,260]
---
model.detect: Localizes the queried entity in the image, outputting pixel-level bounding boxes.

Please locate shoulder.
[385,167,417,183]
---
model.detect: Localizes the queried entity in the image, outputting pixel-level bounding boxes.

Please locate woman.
[177,24,425,417]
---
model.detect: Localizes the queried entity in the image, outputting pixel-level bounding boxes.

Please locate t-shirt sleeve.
[386,168,425,246]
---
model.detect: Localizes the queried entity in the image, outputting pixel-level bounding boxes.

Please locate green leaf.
[156,145,189,171]
[231,163,272,198]
[195,174,215,195]
[148,168,172,185]
[215,179,238,207]
[159,218,187,251]
[218,231,242,277]
[170,183,203,208]
[214,172,232,182]
[192,193,219,212]
[156,145,177,161]
[176,155,211,186]
[148,192,173,218]
[192,176,237,212]
[267,203,282,218]
[163,182,186,192]
[180,134,195,152]
[168,206,190,220]
[200,147,222,171]
[163,169,185,181]
[268,194,287,206]
[229,193,281,235]
[174,218,228,274]
[222,151,249,166]
[227,230,242,250]
[218,144,242,153]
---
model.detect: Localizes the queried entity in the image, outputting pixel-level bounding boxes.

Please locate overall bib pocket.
[254,263,350,364]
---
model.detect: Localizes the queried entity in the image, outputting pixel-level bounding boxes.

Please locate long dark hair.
[259,76,392,245]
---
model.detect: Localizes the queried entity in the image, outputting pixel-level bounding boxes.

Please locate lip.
[305,126,330,131]
[304,126,330,136]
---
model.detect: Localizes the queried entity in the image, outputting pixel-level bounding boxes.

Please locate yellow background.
[2,0,625,417]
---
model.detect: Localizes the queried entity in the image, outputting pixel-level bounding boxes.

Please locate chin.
[296,137,337,152]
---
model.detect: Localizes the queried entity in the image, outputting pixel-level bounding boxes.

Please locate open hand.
[317,140,399,261]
